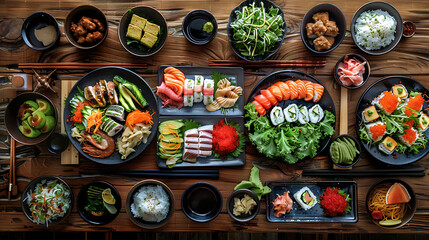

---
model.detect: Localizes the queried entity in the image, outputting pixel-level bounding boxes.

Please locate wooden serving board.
[60,80,79,165]
[333,87,351,170]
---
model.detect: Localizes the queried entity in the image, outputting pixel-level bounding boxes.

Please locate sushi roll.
[399,126,419,147]
[203,79,214,105]
[378,136,398,155]
[298,106,309,124]
[391,84,408,99]
[183,79,195,107]
[293,187,317,210]
[100,117,123,137]
[270,106,285,126]
[362,105,379,123]
[284,104,299,122]
[194,75,204,103]
[418,113,429,131]
[309,104,324,123]
[366,122,386,142]
[184,95,194,107]
[105,105,125,121]
[372,91,401,115]
[403,93,424,117]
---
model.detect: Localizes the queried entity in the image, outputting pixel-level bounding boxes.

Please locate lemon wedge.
[102,188,116,205]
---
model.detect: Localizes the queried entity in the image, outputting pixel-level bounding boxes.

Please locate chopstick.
[211,60,327,64]
[18,62,148,70]
[79,169,220,179]
[8,138,15,200]
[302,168,426,178]
[209,59,326,68]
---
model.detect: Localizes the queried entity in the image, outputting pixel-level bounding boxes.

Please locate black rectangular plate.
[266,181,358,223]
[156,115,245,168]
[157,65,244,116]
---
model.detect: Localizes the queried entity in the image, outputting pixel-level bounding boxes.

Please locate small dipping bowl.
[334,53,370,89]
[329,134,362,168]
[403,20,416,38]
[226,189,260,222]
[182,10,218,45]
[181,182,222,222]
[46,133,69,154]
[21,12,60,51]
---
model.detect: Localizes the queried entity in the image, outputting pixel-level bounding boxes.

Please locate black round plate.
[63,67,159,165]
[76,181,121,225]
[355,76,429,165]
[247,70,336,164]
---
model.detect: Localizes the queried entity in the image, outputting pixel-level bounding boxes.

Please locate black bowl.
[181,182,223,222]
[46,133,69,154]
[226,189,260,222]
[329,134,362,168]
[300,3,346,54]
[351,1,403,55]
[182,10,218,45]
[21,176,74,227]
[64,5,108,49]
[6,92,58,145]
[77,181,121,225]
[126,180,174,229]
[366,179,416,229]
[227,0,287,62]
[21,12,60,51]
[118,6,168,57]
[334,53,370,89]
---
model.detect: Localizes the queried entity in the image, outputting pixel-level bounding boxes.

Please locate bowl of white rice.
[351,1,403,55]
[126,179,174,229]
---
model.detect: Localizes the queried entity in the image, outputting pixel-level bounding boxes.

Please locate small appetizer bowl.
[351,1,403,55]
[226,189,260,222]
[182,10,218,45]
[21,12,60,51]
[46,133,69,154]
[77,181,121,225]
[300,3,346,54]
[181,182,223,222]
[334,53,370,89]
[21,176,74,227]
[5,92,57,145]
[118,6,168,57]
[329,134,362,168]
[64,5,108,49]
[402,20,416,38]
[366,179,416,229]
[126,179,174,229]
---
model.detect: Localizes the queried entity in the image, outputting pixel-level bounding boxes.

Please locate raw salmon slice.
[295,80,307,99]
[254,94,272,110]
[274,82,290,101]
[261,89,278,106]
[252,100,266,115]
[268,85,283,101]
[386,183,411,204]
[286,80,299,100]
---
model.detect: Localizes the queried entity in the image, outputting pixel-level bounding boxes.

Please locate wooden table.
[1,0,429,233]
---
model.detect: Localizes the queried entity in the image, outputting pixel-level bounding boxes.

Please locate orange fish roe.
[369,124,386,141]
[378,91,400,114]
[402,127,418,144]
[404,94,424,117]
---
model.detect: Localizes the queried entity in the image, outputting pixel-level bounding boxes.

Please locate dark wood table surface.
[0,0,429,233]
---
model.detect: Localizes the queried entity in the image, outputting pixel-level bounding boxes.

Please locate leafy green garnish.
[410,91,422,98]
[234,165,271,200]
[337,188,352,214]
[181,119,202,133]
[213,121,245,159]
[75,123,85,132]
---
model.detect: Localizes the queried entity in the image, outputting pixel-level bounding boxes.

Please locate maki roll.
[378,136,398,155]
[183,79,195,107]
[403,93,424,117]
[366,122,386,142]
[298,106,309,124]
[105,105,125,121]
[100,117,123,137]
[284,104,299,122]
[309,104,324,123]
[392,84,408,99]
[203,79,214,105]
[270,106,285,126]
[293,187,317,210]
[399,126,419,147]
[418,113,429,131]
[372,91,401,115]
[194,75,204,103]
[362,105,379,123]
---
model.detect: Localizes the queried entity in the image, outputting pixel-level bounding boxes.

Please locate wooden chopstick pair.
[8,138,15,200]
[302,168,426,178]
[18,62,148,70]
[209,59,326,68]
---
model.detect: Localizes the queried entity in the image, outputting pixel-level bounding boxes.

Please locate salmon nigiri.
[261,89,278,106]
[274,82,290,101]
[313,83,325,103]
[286,80,299,100]
[295,80,307,99]
[267,85,283,102]
[303,81,315,101]
[252,100,266,115]
[164,73,184,96]
[254,94,272,110]
[164,67,185,83]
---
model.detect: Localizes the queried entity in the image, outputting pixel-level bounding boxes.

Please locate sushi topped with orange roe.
[399,121,420,147]
[366,122,386,142]
[372,91,401,115]
[403,93,424,117]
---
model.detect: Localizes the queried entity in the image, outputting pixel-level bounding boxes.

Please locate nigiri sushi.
[372,91,401,115]
[261,89,278,106]
[194,75,204,103]
[183,79,194,107]
[274,81,291,101]
[309,104,324,123]
[254,94,272,110]
[270,106,285,126]
[286,81,299,100]
[298,106,309,124]
[268,85,283,102]
[295,80,307,99]
[253,100,266,115]
[366,122,386,142]
[313,83,324,103]
[378,136,398,155]
[392,84,408,99]
[304,81,314,101]
[203,79,214,105]
[284,104,299,122]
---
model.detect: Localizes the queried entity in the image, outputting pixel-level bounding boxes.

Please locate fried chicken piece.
[79,16,96,30]
[77,36,86,44]
[70,22,78,33]
[325,20,339,36]
[312,12,329,24]
[92,18,105,32]
[85,32,95,43]
[93,31,104,40]
[312,20,327,37]
[75,25,87,36]
[313,36,335,51]
[306,23,315,37]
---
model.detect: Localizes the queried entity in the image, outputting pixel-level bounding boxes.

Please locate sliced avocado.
[24,100,39,109]
[36,98,54,116]
[19,121,41,138]
[40,116,55,133]
[27,110,46,129]
[159,120,184,131]
[17,102,38,121]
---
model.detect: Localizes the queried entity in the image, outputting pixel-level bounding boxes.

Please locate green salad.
[245,103,335,164]
[229,1,285,59]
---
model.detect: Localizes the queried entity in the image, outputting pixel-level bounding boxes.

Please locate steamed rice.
[131,185,170,222]
[354,9,397,50]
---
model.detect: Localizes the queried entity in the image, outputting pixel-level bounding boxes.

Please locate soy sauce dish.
[182,10,218,45]
[21,12,60,51]
[181,182,222,222]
